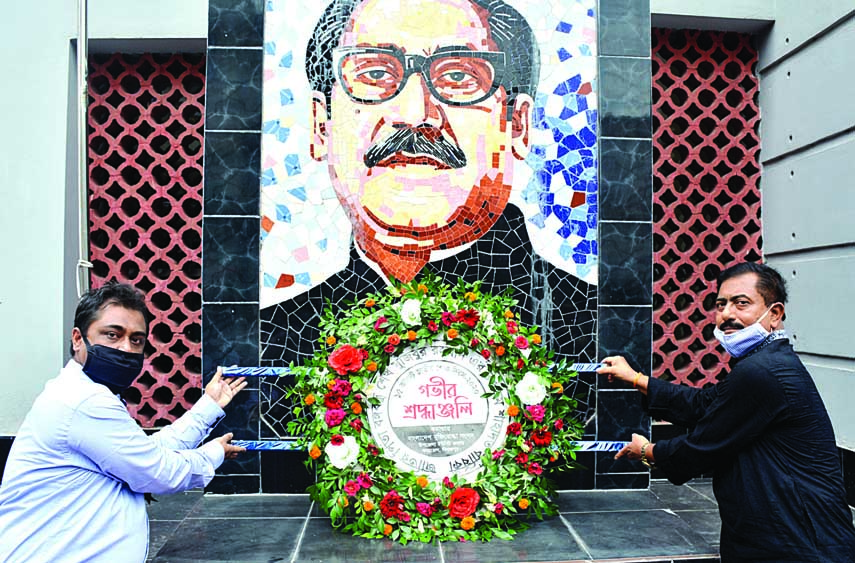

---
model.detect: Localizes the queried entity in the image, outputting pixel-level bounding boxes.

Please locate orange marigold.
[518,498,530,509]
[407,330,417,341]
[309,445,321,459]
[325,335,336,346]
[503,310,514,319]
[363,500,375,511]
[531,334,542,345]
[383,523,393,536]
[495,345,506,356]
[551,382,564,394]
[417,284,428,294]
[365,361,378,372]
[464,291,477,302]
[416,476,429,487]
[447,328,459,339]
[507,405,520,416]
[365,298,376,307]
[327,380,336,390]
[351,402,363,414]
[460,516,476,530]
[304,394,316,406]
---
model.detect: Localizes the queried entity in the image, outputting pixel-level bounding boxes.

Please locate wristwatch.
[640,441,656,469]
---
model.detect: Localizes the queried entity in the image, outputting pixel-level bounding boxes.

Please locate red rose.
[384,344,396,353]
[428,321,439,332]
[507,422,522,436]
[481,349,491,359]
[388,334,401,345]
[323,392,344,409]
[328,345,364,375]
[448,487,480,518]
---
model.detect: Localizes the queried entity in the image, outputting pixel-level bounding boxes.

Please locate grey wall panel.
[762,133,855,253]
[759,21,855,161]
[758,1,855,69]
[766,254,855,359]
[801,357,855,450]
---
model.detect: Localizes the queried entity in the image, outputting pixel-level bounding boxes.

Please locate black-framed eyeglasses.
[333,46,506,106]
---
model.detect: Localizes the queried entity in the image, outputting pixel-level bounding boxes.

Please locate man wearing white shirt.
[0,282,247,562]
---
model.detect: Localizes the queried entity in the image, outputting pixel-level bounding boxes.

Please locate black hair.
[69,281,151,356]
[717,262,788,308]
[305,0,540,119]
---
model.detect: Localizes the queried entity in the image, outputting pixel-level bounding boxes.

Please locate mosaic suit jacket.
[648,338,855,563]
[260,204,597,430]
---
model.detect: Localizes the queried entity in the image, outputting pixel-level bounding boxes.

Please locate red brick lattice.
[87,53,206,426]
[652,29,762,386]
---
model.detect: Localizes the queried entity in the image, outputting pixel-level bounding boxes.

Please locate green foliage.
[286,274,583,543]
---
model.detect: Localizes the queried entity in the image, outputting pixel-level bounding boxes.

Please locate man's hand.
[615,433,650,462]
[205,367,247,408]
[597,355,648,393]
[215,432,246,460]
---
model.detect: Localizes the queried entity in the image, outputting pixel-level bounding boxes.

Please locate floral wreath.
[287,274,583,543]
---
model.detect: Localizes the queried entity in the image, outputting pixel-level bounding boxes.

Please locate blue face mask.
[713,307,774,358]
[81,335,144,395]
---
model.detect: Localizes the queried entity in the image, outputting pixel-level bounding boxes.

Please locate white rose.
[515,371,546,405]
[481,310,496,336]
[325,435,360,469]
[400,299,422,326]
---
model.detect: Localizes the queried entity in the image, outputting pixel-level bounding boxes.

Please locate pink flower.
[506,320,518,334]
[373,316,388,332]
[554,418,565,431]
[527,462,543,475]
[514,336,529,350]
[324,409,346,427]
[331,379,352,396]
[427,321,439,332]
[495,502,504,514]
[443,476,454,489]
[384,344,396,353]
[526,404,545,423]
[349,418,363,432]
[344,480,360,496]
[481,349,491,359]
[515,452,529,464]
[441,311,458,326]
[470,338,479,347]
[357,472,372,489]
[491,449,505,460]
[416,502,435,517]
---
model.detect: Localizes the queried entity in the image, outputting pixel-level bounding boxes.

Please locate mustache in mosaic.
[363,125,467,169]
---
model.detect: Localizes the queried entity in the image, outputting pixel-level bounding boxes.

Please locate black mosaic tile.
[153,516,301,562]
[599,221,653,305]
[204,131,261,216]
[146,490,204,521]
[201,303,259,375]
[297,519,441,562]
[440,517,587,562]
[189,493,312,518]
[260,450,315,493]
[598,305,652,385]
[564,509,714,559]
[600,138,652,221]
[204,474,260,494]
[596,389,649,444]
[205,48,263,131]
[600,56,652,138]
[842,446,855,507]
[0,436,12,484]
[599,0,651,57]
[202,216,260,303]
[595,471,650,489]
[208,0,264,47]
[551,451,595,490]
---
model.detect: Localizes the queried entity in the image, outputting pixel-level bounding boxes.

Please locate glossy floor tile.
[148,481,724,562]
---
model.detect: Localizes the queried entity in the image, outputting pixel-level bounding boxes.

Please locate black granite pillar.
[595,0,654,489]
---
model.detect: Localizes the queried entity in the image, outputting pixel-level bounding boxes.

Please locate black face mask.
[81,335,144,395]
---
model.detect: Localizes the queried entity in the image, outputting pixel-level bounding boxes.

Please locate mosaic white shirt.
[0,360,226,563]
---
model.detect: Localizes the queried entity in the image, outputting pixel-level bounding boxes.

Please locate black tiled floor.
[148,482,725,562]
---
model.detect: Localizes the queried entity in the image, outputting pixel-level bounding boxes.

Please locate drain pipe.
[76,0,92,297]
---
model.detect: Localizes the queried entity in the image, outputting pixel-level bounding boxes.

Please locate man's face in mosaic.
[309,0,533,280]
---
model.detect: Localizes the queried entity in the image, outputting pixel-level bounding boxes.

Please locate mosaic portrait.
[259,0,599,437]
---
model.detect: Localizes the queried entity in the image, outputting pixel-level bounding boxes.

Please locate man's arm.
[68,394,228,495]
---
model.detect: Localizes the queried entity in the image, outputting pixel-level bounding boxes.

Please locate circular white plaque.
[367,344,508,479]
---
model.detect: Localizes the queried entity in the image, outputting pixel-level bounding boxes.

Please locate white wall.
[758,2,855,449]
[0,0,205,435]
